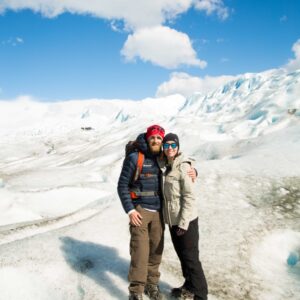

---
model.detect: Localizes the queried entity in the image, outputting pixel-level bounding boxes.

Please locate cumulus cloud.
[121,26,207,69]
[0,1,229,69]
[285,39,300,72]
[156,72,236,97]
[0,0,229,29]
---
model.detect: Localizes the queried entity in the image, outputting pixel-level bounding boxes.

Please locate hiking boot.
[129,292,143,300]
[180,287,194,300]
[144,284,163,300]
[170,286,183,298]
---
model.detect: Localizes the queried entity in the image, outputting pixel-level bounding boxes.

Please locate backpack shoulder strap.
[133,151,144,182]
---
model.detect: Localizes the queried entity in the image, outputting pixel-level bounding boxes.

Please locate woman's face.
[163,140,178,159]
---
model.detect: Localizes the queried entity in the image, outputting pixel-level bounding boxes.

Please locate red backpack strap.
[133,152,144,182]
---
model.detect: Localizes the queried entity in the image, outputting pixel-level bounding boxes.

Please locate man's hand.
[187,167,197,182]
[129,210,143,226]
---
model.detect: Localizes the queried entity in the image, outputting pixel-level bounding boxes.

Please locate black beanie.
[163,133,180,149]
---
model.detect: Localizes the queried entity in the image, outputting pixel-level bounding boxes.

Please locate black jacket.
[117,133,163,213]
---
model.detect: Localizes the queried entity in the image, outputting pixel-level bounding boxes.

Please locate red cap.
[146,124,165,140]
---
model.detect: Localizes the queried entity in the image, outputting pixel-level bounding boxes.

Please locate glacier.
[0,68,299,300]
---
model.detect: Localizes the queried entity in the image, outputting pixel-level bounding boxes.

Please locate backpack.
[125,141,144,183]
[125,140,159,200]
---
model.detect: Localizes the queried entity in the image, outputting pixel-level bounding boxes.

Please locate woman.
[160,133,208,300]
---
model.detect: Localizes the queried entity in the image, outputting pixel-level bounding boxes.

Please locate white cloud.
[199,38,209,45]
[156,72,236,97]
[0,1,230,29]
[285,39,300,72]
[16,37,23,43]
[0,0,152,30]
[0,0,228,29]
[110,20,124,32]
[193,0,229,20]
[1,36,24,46]
[121,26,207,69]
[0,1,230,69]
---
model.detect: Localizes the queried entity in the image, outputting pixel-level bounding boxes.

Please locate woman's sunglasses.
[163,143,177,150]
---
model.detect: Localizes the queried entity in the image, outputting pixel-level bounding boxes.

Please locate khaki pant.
[128,205,164,294]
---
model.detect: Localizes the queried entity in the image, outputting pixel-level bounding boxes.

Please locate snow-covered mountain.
[179,68,300,137]
[0,68,299,300]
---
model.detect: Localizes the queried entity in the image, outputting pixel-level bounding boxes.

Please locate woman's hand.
[176,227,187,236]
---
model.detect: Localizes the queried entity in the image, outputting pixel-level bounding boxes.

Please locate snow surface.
[0,68,299,299]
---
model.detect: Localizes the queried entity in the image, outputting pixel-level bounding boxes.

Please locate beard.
[149,143,161,154]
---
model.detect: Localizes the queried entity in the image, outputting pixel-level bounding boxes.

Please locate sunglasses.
[163,143,177,150]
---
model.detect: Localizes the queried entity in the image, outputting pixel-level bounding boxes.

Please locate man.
[118,125,196,300]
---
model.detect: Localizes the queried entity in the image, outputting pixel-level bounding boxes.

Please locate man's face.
[148,135,163,154]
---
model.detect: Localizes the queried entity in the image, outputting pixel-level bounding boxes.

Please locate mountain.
[179,68,300,137]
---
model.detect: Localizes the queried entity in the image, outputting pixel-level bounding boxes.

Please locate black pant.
[169,218,208,300]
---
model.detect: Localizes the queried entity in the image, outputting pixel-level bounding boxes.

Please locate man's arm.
[117,153,143,226]
[187,167,198,182]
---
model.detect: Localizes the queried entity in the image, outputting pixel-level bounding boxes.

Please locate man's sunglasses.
[163,143,177,150]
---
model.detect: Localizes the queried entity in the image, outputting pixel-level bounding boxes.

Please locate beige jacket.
[159,153,198,230]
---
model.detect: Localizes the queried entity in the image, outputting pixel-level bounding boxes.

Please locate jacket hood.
[136,133,148,154]
[172,153,195,168]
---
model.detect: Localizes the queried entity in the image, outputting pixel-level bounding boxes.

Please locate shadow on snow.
[60,236,128,299]
[60,236,173,299]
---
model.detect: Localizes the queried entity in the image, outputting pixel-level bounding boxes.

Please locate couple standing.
[118,125,208,300]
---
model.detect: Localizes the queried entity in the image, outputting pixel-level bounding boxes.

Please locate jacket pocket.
[170,201,179,212]
[165,175,180,197]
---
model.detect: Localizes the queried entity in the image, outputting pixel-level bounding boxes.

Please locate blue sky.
[0,0,300,101]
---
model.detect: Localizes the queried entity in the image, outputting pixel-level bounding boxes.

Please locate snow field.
[0,68,299,299]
